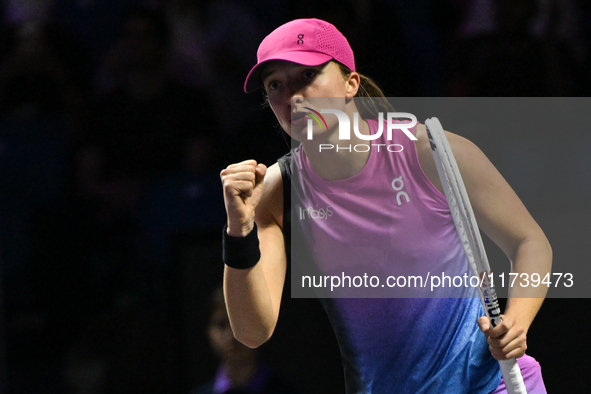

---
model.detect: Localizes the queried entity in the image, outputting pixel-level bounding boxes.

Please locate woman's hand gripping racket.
[425,118,527,394]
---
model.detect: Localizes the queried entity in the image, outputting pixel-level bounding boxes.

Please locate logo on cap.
[297,34,304,44]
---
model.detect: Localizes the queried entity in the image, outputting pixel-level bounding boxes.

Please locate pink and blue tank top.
[279,118,501,393]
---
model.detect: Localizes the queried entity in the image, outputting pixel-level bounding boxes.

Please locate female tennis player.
[220,18,552,393]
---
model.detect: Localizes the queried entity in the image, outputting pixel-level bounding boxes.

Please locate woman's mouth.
[291,111,308,126]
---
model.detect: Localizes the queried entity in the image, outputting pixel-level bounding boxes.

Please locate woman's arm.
[415,125,553,359]
[220,161,287,348]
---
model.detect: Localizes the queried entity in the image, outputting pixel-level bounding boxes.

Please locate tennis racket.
[425,118,527,394]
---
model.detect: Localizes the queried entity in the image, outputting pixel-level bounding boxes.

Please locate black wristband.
[222,224,261,269]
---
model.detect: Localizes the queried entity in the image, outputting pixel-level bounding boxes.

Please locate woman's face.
[262,60,358,140]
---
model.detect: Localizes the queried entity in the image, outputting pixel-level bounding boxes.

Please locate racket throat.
[486,299,503,328]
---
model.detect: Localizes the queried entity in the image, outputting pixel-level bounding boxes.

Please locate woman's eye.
[267,81,279,90]
[303,69,317,79]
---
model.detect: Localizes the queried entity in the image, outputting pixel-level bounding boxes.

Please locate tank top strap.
[277,153,292,258]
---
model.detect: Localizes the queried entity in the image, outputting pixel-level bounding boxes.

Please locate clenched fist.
[220,160,267,237]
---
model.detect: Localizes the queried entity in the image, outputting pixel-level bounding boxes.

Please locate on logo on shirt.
[392,176,410,205]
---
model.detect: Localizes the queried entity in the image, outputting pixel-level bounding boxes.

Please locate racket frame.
[425,117,527,394]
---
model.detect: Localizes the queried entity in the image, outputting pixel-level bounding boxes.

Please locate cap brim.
[243,51,334,93]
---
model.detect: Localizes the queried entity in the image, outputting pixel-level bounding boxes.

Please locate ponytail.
[337,62,395,119]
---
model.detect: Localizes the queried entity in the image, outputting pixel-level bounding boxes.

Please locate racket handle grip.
[499,359,527,394]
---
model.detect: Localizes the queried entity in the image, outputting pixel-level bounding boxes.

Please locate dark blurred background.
[0,0,589,393]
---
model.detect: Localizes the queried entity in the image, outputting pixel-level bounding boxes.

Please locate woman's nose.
[291,94,304,105]
[288,78,308,99]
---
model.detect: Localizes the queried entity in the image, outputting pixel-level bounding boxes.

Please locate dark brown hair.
[337,62,395,119]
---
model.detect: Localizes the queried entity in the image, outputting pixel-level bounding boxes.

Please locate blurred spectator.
[31,4,221,315]
[20,4,218,379]
[162,0,212,89]
[0,17,91,117]
[0,16,90,306]
[52,0,134,62]
[81,5,217,212]
[192,287,300,394]
[198,0,266,137]
[60,298,184,393]
[374,0,447,96]
[3,0,53,25]
[446,0,581,96]
[0,14,92,393]
[155,0,287,163]
[242,0,287,32]
[135,135,226,299]
[457,0,587,64]
[287,0,447,96]
[159,0,286,89]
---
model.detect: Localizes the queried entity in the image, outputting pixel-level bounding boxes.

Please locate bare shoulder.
[255,162,284,230]
[416,122,546,256]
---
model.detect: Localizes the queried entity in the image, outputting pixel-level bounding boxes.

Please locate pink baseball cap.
[244,18,356,93]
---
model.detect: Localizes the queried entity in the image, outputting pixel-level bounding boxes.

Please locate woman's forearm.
[504,236,553,333]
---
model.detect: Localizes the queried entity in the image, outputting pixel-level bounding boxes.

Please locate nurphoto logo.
[304,109,417,153]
